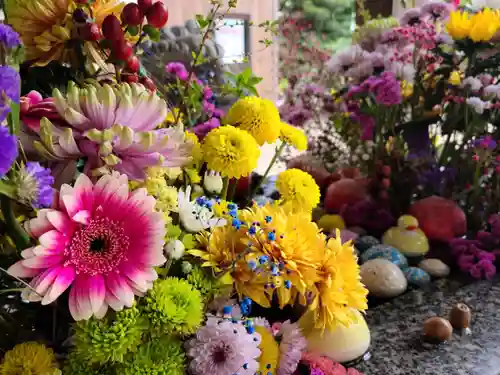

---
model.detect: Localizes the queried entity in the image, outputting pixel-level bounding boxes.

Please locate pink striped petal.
[41,265,75,305]
[38,230,66,249]
[46,210,75,235]
[21,247,36,259]
[69,285,82,321]
[72,210,91,225]
[58,184,74,211]
[25,209,54,237]
[94,301,109,319]
[33,267,60,296]
[22,254,64,269]
[7,261,41,278]
[106,273,135,307]
[62,195,81,219]
[87,274,105,315]
[32,245,62,256]
[74,278,93,320]
[105,288,125,311]
[73,173,94,211]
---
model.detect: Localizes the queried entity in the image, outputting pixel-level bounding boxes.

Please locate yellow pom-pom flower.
[0,342,59,375]
[202,125,261,179]
[224,96,281,145]
[279,122,308,151]
[255,325,280,375]
[276,169,320,213]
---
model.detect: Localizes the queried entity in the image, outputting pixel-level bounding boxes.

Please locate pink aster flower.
[300,353,364,375]
[8,172,166,320]
[186,319,261,375]
[29,82,194,180]
[277,321,307,375]
[20,90,67,132]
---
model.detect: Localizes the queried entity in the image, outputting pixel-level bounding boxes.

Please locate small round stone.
[403,267,431,287]
[354,236,380,252]
[360,258,407,298]
[361,244,408,269]
[423,317,452,342]
[418,258,450,278]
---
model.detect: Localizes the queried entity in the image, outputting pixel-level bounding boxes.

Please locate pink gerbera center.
[66,217,130,276]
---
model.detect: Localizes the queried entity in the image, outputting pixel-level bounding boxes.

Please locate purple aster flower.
[400,8,423,26]
[372,72,402,106]
[16,162,54,208]
[328,45,368,74]
[203,86,214,100]
[186,319,261,375]
[311,369,325,375]
[277,320,307,375]
[165,62,189,81]
[193,117,221,140]
[213,108,225,118]
[474,135,496,151]
[0,66,21,122]
[0,24,21,48]
[0,125,17,178]
[421,1,451,21]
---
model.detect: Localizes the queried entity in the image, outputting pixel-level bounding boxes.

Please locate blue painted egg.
[361,245,408,269]
[403,267,431,286]
[354,236,380,253]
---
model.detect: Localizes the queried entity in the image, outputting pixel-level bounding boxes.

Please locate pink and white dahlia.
[28,82,194,180]
[8,172,166,320]
[277,320,308,375]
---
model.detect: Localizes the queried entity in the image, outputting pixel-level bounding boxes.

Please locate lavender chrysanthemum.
[0,125,18,178]
[421,1,451,21]
[277,320,307,375]
[17,162,54,208]
[186,319,261,375]
[400,8,423,26]
[0,66,21,122]
[0,24,21,48]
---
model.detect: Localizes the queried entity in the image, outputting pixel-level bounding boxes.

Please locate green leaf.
[143,25,161,42]
[166,223,182,240]
[195,14,210,29]
[127,26,139,36]
[0,181,16,199]
[7,102,20,136]
[181,234,197,250]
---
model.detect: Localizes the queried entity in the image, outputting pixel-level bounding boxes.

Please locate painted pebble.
[354,236,380,253]
[418,258,450,278]
[404,267,431,286]
[360,259,408,298]
[361,244,408,269]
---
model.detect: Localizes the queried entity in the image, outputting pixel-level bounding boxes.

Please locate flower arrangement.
[0,0,368,373]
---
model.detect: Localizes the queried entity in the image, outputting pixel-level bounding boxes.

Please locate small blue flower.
[259,255,269,264]
[232,218,242,229]
[247,260,257,270]
[0,125,17,178]
[248,226,257,235]
[267,232,276,241]
[204,200,213,209]
[265,215,272,223]
[17,162,54,208]
[285,280,292,289]
[223,306,233,315]
[0,25,21,49]
[196,196,206,206]
[227,203,237,210]
[229,209,238,218]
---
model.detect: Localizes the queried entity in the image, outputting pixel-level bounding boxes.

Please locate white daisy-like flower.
[177,186,226,233]
[203,170,223,194]
[164,239,185,260]
[483,84,500,99]
[466,97,488,114]
[327,45,368,74]
[462,77,483,92]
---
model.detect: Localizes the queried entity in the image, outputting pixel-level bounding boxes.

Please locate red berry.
[126,55,140,72]
[102,15,124,41]
[146,2,169,28]
[138,0,153,12]
[113,40,133,61]
[141,76,156,91]
[381,165,391,177]
[124,74,139,83]
[381,178,391,189]
[121,3,143,26]
[82,23,102,41]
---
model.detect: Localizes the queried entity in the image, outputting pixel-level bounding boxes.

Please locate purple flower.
[400,8,423,26]
[0,125,17,178]
[193,117,221,140]
[0,24,21,48]
[166,62,189,81]
[474,135,496,151]
[311,370,325,375]
[203,100,215,115]
[17,162,54,208]
[0,66,21,122]
[277,321,307,375]
[203,86,213,100]
[213,108,225,118]
[421,1,451,21]
[373,72,402,106]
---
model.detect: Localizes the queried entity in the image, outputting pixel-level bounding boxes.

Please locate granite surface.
[355,278,500,375]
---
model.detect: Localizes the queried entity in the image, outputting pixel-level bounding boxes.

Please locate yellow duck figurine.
[382,215,429,257]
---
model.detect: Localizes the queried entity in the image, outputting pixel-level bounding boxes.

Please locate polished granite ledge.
[355,278,500,375]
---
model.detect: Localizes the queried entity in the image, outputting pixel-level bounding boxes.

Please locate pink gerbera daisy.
[8,172,166,320]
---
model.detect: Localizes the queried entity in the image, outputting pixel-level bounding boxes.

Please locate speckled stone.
[404,267,431,287]
[354,236,380,252]
[354,278,500,375]
[361,245,408,269]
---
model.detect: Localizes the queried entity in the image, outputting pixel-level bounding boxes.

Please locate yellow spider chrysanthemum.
[224,96,281,146]
[469,8,500,42]
[446,10,472,40]
[276,169,320,213]
[308,232,368,332]
[0,342,59,375]
[255,325,280,375]
[279,122,308,151]
[202,125,261,179]
[6,0,124,66]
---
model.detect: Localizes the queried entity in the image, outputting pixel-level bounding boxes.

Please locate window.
[214,15,250,67]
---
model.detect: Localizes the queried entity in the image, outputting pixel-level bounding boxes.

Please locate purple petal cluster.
[0,125,18,178]
[0,24,21,48]
[451,238,496,280]
[0,66,21,122]
[277,320,307,375]
[24,162,54,208]
[166,62,189,81]
[474,135,496,151]
[364,72,402,106]
[342,199,395,237]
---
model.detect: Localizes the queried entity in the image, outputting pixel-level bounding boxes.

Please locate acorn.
[449,303,471,330]
[423,317,453,342]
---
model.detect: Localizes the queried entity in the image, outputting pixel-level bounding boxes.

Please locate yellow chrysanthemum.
[255,326,280,375]
[279,122,308,151]
[185,131,203,166]
[0,342,59,375]
[469,8,500,42]
[6,0,124,66]
[202,125,261,179]
[448,70,462,85]
[224,96,281,145]
[308,231,368,332]
[446,10,472,40]
[401,81,413,98]
[276,169,320,213]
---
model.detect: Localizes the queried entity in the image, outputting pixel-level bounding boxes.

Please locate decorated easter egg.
[403,267,431,286]
[354,236,380,252]
[361,244,408,269]
[360,259,407,298]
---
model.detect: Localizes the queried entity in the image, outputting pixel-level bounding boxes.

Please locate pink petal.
[106,273,135,307]
[46,210,75,234]
[94,301,109,319]
[72,210,91,225]
[87,274,105,315]
[22,254,64,269]
[21,247,36,259]
[74,277,93,320]
[105,288,125,311]
[33,267,60,295]
[32,245,62,256]
[73,173,94,210]
[25,209,54,237]
[38,230,67,249]
[7,261,41,278]
[69,285,82,321]
[41,265,76,305]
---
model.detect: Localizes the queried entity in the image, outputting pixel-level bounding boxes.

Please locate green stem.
[221,177,229,200]
[227,178,238,201]
[0,181,16,199]
[249,142,286,201]
[0,196,30,250]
